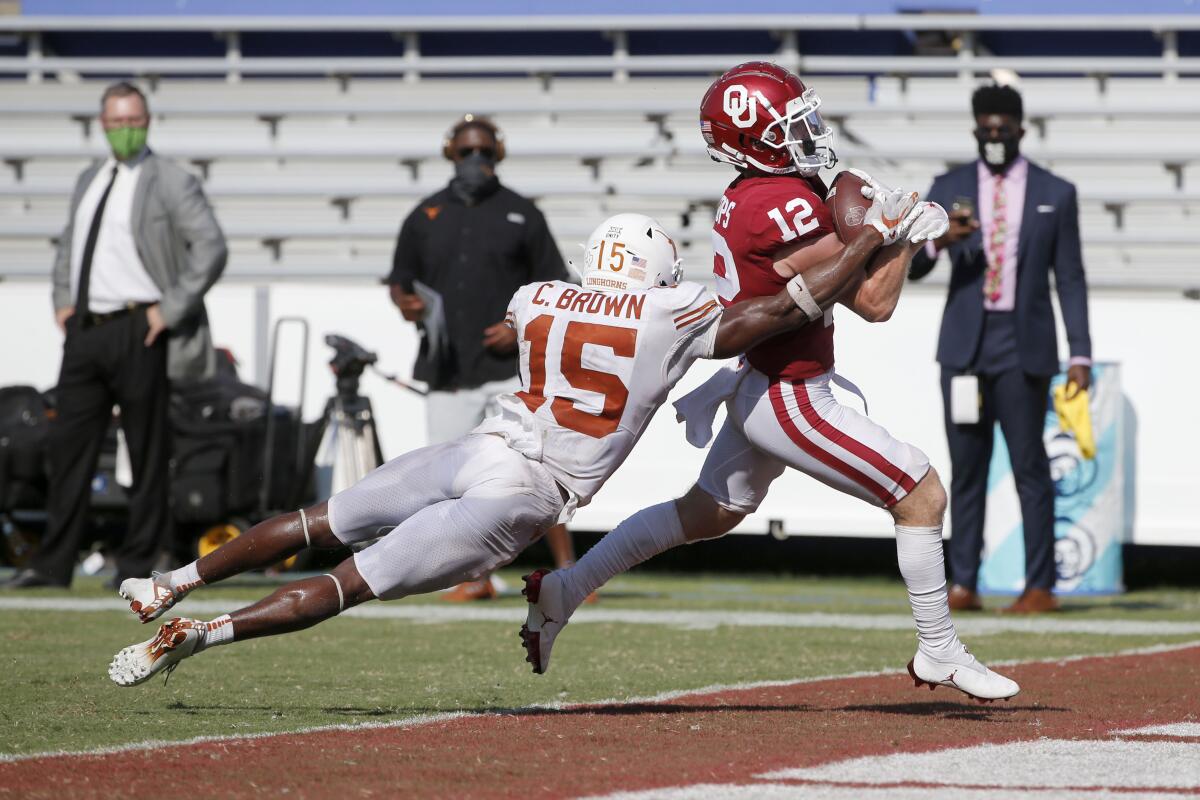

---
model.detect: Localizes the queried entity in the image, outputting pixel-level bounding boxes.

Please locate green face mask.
[105,126,148,160]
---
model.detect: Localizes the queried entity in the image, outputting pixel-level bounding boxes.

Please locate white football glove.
[904,201,951,244]
[863,185,921,246]
[846,167,891,201]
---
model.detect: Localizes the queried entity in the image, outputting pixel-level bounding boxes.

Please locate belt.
[81,301,153,329]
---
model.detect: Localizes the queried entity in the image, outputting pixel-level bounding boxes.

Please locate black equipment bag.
[0,386,51,510]
[169,378,302,524]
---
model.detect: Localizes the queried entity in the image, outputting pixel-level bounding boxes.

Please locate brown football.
[827,170,871,243]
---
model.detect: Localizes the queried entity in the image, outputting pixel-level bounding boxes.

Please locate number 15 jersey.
[476,279,722,510]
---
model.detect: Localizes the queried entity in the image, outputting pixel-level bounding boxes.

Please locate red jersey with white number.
[475,280,721,508]
[712,174,836,381]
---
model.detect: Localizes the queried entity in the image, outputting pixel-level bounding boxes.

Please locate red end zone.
[3,645,1198,798]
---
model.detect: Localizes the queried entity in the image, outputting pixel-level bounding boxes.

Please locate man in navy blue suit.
[909,84,1092,614]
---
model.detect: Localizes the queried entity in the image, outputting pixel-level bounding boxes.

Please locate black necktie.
[76,165,120,320]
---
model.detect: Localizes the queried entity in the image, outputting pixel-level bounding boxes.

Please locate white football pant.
[328,433,564,600]
[698,368,930,512]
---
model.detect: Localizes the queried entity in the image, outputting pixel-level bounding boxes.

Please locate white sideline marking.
[0,639,1197,766]
[593,786,1186,800]
[3,596,1199,637]
[593,784,1187,799]
[1115,722,1200,738]
[761,740,1200,789]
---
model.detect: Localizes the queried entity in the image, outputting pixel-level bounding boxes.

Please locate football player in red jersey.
[524,62,1020,702]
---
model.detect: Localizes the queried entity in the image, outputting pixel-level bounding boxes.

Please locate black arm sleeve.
[385,208,423,291]
[524,205,569,282]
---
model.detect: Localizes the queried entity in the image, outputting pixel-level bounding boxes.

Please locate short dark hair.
[972,83,1022,121]
[449,115,500,142]
[100,81,149,115]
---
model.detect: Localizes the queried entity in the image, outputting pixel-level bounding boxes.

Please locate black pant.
[940,366,1056,592]
[33,311,169,584]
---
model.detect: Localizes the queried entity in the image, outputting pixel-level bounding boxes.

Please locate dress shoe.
[443,578,497,602]
[2,568,68,589]
[1001,587,1060,614]
[948,584,983,611]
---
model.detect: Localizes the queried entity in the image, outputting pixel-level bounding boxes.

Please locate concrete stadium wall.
[2,277,1195,547]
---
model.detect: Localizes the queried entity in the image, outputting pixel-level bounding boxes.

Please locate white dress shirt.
[69,154,162,314]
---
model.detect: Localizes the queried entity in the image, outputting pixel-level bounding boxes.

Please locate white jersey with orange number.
[476,279,722,511]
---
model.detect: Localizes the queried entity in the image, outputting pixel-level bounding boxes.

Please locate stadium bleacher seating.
[1,15,1199,291]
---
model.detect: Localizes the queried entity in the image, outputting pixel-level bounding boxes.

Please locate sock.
[559,501,687,615]
[194,614,234,653]
[895,525,961,658]
[163,561,204,595]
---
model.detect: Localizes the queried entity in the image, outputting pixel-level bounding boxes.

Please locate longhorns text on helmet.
[578,213,684,294]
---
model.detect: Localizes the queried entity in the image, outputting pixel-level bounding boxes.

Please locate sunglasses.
[455,146,496,160]
[974,125,1019,141]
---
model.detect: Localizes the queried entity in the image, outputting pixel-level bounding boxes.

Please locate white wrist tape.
[299,508,311,547]
[786,272,824,322]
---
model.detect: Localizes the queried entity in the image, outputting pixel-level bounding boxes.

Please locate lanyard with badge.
[950,372,982,424]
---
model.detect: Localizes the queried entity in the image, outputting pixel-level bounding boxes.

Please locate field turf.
[2,569,1198,760]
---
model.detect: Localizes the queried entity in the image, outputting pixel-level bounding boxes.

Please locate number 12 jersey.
[712,173,837,381]
[476,279,722,510]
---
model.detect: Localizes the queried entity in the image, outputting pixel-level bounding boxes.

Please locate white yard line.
[1,639,1197,765]
[3,596,1199,636]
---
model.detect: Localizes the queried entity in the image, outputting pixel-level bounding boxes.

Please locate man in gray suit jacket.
[5,81,227,589]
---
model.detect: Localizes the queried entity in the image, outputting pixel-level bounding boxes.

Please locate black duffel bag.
[169,378,303,524]
[0,386,51,510]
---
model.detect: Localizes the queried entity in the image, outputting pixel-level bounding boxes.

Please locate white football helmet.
[578,213,683,293]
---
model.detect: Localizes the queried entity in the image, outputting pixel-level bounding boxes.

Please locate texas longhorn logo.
[723,84,757,128]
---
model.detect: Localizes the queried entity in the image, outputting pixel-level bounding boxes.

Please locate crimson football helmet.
[699,61,837,176]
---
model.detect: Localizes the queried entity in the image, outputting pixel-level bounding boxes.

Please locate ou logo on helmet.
[723,84,757,129]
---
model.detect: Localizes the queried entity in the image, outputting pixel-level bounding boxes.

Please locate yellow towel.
[1053,383,1095,460]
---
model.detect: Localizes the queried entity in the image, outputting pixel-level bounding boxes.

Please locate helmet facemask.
[760,88,838,176]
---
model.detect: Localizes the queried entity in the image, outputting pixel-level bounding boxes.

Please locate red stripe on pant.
[768,381,898,507]
[793,381,918,495]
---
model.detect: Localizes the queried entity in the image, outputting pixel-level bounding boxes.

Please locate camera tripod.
[313,335,387,499]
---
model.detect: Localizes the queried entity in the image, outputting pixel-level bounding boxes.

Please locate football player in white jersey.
[108,208,901,687]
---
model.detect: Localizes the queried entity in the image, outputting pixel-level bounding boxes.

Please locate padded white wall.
[2,278,1196,547]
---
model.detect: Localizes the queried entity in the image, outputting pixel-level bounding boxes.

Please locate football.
[827,170,872,242]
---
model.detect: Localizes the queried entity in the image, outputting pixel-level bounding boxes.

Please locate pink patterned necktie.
[984,174,1006,303]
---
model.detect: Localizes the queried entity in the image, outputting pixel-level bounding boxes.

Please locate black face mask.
[450,152,498,203]
[977,136,1020,175]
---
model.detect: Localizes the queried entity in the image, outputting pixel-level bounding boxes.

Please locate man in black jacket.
[386,115,572,600]
[909,84,1092,615]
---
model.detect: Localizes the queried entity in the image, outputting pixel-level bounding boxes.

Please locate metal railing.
[2,14,1199,83]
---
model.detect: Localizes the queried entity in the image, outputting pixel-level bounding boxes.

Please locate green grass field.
[3,570,1198,757]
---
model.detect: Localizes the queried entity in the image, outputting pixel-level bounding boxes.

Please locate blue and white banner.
[978,363,1124,596]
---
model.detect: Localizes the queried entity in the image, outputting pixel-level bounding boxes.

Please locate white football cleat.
[109,617,203,687]
[520,569,570,675]
[908,644,1020,703]
[119,572,190,623]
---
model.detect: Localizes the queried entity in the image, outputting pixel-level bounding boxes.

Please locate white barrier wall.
[1,278,1196,546]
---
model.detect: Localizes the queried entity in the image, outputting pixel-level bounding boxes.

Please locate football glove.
[846,167,891,200]
[863,185,921,246]
[904,202,951,244]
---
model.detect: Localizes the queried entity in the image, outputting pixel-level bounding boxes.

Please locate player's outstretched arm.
[839,239,922,323]
[840,201,950,323]
[712,227,883,359]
